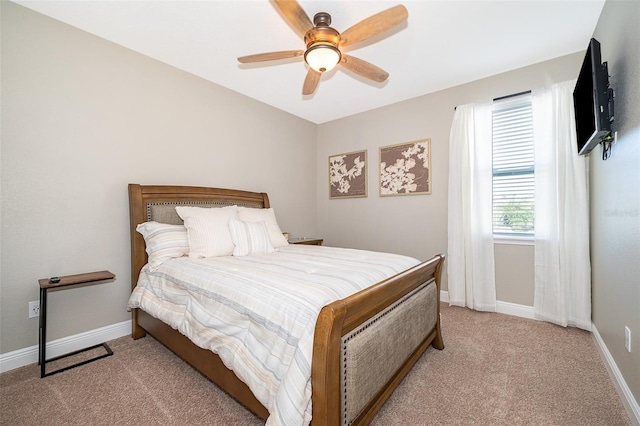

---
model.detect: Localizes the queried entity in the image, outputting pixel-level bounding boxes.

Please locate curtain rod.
[493,90,531,102]
[454,90,532,110]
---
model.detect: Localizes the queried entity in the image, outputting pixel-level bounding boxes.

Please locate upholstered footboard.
[341,280,437,425]
[312,254,444,426]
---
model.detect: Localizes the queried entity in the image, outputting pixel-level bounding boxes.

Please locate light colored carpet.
[0,305,630,425]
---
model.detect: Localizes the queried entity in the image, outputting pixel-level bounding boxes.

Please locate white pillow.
[237,207,289,248]
[136,221,189,270]
[228,219,275,256]
[175,205,238,258]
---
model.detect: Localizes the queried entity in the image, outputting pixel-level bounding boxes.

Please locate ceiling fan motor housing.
[304,12,341,72]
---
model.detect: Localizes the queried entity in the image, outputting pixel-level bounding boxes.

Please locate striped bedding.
[127,244,420,426]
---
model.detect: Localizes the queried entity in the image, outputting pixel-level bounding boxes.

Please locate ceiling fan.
[237,0,409,95]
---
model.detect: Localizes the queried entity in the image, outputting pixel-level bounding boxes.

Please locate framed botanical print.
[329,150,367,199]
[379,139,431,196]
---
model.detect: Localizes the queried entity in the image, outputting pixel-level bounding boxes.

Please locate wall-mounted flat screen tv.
[573,38,614,156]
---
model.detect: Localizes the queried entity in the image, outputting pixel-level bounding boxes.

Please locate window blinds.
[492,94,534,235]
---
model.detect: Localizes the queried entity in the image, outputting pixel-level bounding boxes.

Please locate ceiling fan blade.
[238,50,304,64]
[271,0,313,40]
[303,69,321,95]
[339,5,408,47]
[340,55,389,82]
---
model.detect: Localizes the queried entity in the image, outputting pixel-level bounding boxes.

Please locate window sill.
[493,235,534,246]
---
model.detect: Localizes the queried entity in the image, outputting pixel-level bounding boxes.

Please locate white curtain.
[448,102,497,311]
[532,80,592,330]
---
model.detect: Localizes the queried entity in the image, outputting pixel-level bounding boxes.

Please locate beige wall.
[0,2,317,353]
[590,0,640,408]
[494,243,534,306]
[316,53,583,300]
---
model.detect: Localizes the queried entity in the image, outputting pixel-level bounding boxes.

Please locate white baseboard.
[592,323,640,426]
[440,290,535,319]
[495,299,535,319]
[0,320,131,374]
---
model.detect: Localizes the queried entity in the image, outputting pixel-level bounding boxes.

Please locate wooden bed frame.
[128,183,445,425]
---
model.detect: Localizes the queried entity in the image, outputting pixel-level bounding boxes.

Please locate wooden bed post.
[432,253,445,350]
[312,301,347,426]
[128,183,147,339]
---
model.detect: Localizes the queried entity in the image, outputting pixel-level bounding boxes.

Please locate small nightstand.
[288,237,323,246]
[38,270,115,378]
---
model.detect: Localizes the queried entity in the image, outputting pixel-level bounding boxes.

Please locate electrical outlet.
[625,326,631,353]
[29,301,40,318]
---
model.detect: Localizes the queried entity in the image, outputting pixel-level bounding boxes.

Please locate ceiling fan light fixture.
[304,43,341,73]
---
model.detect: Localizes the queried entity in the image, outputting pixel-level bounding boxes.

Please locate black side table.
[38,270,115,377]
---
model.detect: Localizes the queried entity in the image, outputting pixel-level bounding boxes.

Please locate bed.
[127,183,445,425]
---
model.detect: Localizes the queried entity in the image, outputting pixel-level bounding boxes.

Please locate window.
[492,93,534,236]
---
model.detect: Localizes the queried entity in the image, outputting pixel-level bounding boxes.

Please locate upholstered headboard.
[128,183,270,293]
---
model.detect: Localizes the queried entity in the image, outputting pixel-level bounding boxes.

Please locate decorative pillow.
[136,221,189,270]
[228,219,275,257]
[237,207,289,248]
[175,205,238,258]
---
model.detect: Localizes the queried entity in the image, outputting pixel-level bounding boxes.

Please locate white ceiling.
[14,0,605,124]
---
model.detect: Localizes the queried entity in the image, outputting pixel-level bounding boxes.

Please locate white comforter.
[127,244,419,426]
